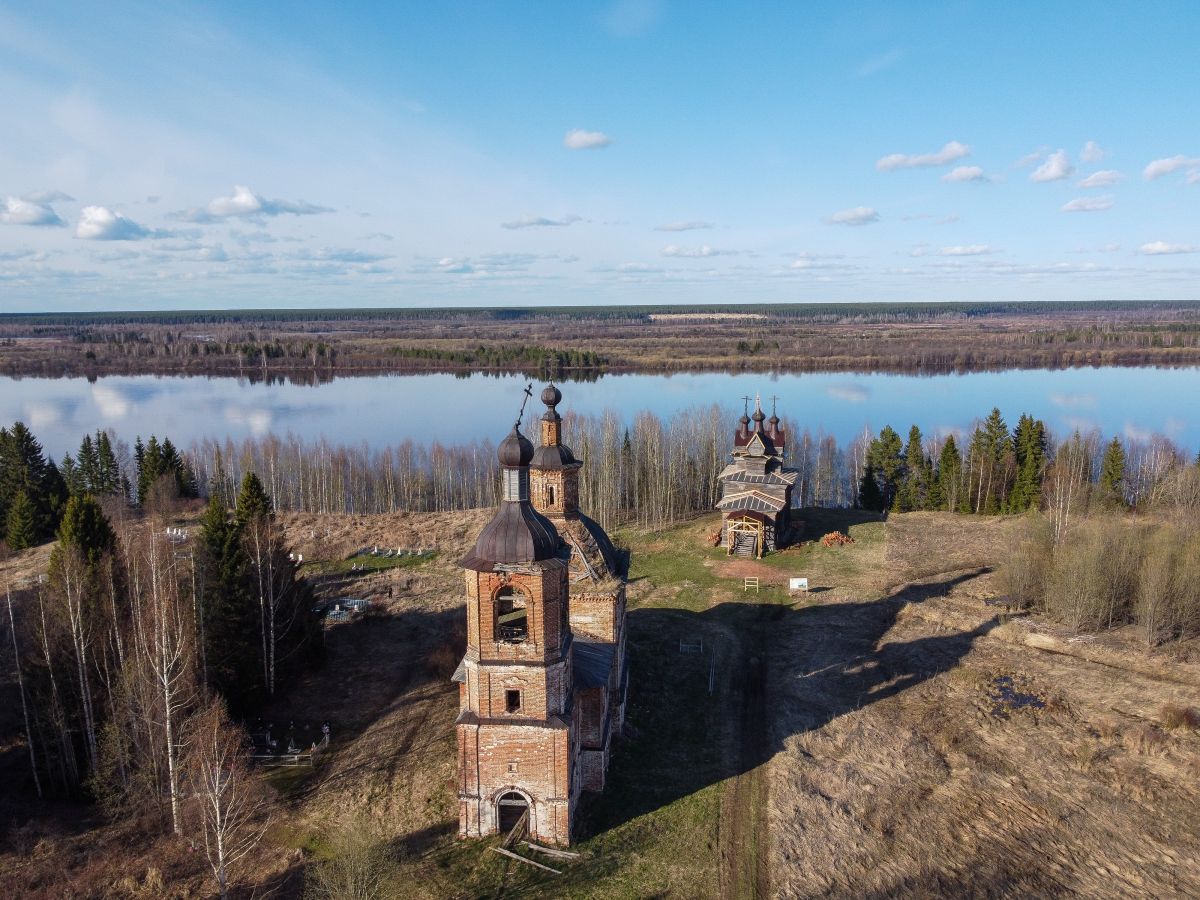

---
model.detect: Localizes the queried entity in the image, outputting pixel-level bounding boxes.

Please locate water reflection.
[0,368,1196,460]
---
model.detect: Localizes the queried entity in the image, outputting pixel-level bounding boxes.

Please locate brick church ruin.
[716,395,798,557]
[454,383,627,845]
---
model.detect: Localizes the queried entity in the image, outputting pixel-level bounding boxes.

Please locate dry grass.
[1160,702,1200,731]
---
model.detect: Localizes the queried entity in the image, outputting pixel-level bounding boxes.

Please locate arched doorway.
[497,791,529,833]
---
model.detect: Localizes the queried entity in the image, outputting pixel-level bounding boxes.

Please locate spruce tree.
[57,494,116,564]
[95,432,121,495]
[867,426,904,509]
[858,461,884,511]
[77,435,100,492]
[0,422,57,542]
[60,452,81,495]
[1098,437,1128,508]
[895,425,926,512]
[1009,415,1047,512]
[198,496,260,710]
[936,436,967,512]
[235,472,272,526]
[4,490,37,551]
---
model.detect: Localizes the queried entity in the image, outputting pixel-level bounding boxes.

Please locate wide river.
[1,367,1198,460]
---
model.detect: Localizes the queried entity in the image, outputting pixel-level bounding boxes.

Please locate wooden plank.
[521,840,581,860]
[501,808,529,848]
[489,846,562,874]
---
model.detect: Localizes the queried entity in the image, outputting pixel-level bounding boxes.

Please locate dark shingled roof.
[498,426,534,467]
[573,640,615,689]
[531,442,578,469]
[460,501,561,571]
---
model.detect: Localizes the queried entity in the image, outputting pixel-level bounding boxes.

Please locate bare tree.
[6,581,42,797]
[184,699,269,900]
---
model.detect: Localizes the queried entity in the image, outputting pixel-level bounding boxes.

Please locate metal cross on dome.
[515,383,534,429]
[769,394,779,416]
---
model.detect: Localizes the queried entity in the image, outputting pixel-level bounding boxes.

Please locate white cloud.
[563,129,612,150]
[1,196,66,226]
[660,244,721,258]
[876,140,969,171]
[1140,241,1198,255]
[500,213,582,229]
[1062,195,1114,213]
[941,165,988,183]
[826,384,869,402]
[938,245,993,256]
[91,384,130,419]
[654,220,713,232]
[174,185,332,222]
[826,206,879,226]
[22,189,75,204]
[1143,155,1200,180]
[1077,170,1123,188]
[75,205,155,240]
[1015,148,1048,168]
[1080,141,1105,163]
[1030,150,1074,182]
[436,257,474,274]
[1050,392,1097,409]
[857,49,903,78]
[600,0,663,37]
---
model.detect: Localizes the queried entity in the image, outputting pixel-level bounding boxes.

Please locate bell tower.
[530,383,581,519]
[455,413,581,846]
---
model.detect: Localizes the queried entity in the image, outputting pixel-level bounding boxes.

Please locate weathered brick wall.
[568,587,624,643]
[530,468,564,515]
[459,657,571,720]
[457,721,576,845]
[576,684,606,748]
[464,565,568,662]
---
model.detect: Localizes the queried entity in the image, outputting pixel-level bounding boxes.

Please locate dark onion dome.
[497,425,534,467]
[751,407,766,424]
[532,442,578,469]
[460,500,561,570]
[738,411,751,428]
[768,413,780,430]
[541,383,562,409]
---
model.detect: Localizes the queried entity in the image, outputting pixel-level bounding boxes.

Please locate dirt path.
[717,601,782,900]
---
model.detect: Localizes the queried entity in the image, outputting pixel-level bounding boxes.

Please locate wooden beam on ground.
[489,846,562,874]
[521,840,581,860]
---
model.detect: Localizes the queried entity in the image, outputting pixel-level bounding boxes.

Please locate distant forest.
[3,300,1200,379]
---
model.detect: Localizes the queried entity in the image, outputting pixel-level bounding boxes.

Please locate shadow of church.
[578,568,996,838]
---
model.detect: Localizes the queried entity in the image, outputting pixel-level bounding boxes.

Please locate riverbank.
[3,301,1200,380]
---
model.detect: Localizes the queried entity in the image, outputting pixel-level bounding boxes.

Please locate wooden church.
[715,395,798,557]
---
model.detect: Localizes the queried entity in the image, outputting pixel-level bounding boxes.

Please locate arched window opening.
[547,484,556,506]
[495,587,529,643]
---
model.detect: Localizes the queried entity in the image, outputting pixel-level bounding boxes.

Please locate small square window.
[508,761,518,773]
[505,689,521,713]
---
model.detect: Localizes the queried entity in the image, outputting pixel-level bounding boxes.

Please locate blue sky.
[1,1,1198,312]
